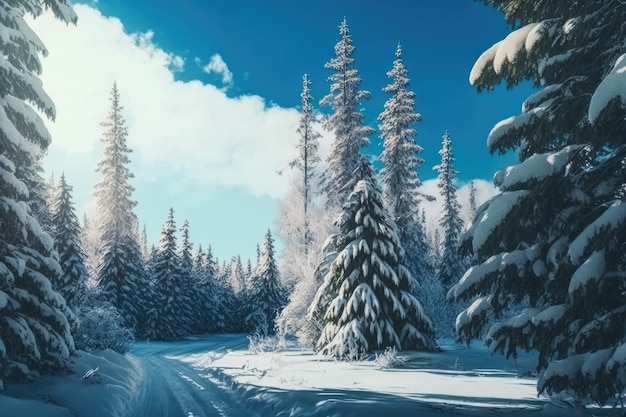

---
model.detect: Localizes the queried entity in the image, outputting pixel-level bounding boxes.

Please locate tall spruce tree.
[296,74,321,254]
[309,161,436,359]
[319,18,374,211]
[245,230,286,336]
[0,0,77,385]
[379,43,430,285]
[51,174,88,309]
[93,82,146,331]
[434,131,465,290]
[452,0,626,405]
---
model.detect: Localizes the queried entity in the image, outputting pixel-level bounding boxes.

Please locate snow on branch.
[567,201,626,264]
[589,53,626,122]
[470,23,539,85]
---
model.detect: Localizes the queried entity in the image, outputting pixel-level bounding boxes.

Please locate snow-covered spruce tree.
[93,82,147,331]
[295,74,322,255]
[145,208,191,340]
[191,245,218,333]
[378,43,431,287]
[51,174,88,310]
[0,0,77,384]
[309,161,436,359]
[319,18,374,212]
[178,219,195,332]
[451,0,626,405]
[276,75,330,340]
[434,131,465,291]
[245,230,287,336]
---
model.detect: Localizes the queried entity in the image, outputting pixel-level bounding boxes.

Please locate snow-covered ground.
[0,334,615,416]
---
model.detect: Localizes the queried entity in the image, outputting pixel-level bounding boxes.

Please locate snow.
[493,23,539,73]
[0,349,142,417]
[588,53,626,122]
[3,334,617,416]
[471,190,529,253]
[532,304,567,326]
[567,200,626,264]
[498,146,583,191]
[567,250,605,295]
[469,24,538,85]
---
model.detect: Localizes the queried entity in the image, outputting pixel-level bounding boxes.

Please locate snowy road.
[130,335,252,417]
[128,335,607,417]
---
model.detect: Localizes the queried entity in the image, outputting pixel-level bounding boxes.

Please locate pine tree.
[378,43,430,286]
[434,131,465,290]
[245,230,286,335]
[452,0,626,405]
[51,174,88,309]
[319,18,374,211]
[0,0,77,384]
[93,82,147,331]
[145,208,190,340]
[309,161,436,359]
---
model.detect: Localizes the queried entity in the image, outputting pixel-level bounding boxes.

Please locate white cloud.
[27,5,300,199]
[202,53,234,87]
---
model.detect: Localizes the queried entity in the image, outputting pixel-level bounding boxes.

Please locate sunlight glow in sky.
[30,0,533,261]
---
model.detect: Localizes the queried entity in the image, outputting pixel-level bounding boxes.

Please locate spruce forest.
[2,0,626,415]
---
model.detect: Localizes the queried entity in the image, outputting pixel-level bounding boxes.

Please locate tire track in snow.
[130,339,253,417]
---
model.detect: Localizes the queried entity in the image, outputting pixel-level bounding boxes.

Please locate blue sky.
[30,0,533,262]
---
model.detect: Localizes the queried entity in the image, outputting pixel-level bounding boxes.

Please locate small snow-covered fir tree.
[51,174,88,309]
[434,131,465,290]
[309,161,436,359]
[93,82,147,331]
[145,208,191,340]
[378,43,431,286]
[452,0,626,405]
[0,0,77,385]
[245,230,287,336]
[319,18,374,211]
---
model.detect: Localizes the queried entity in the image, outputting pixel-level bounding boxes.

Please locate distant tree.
[93,82,147,331]
[295,74,322,254]
[245,230,287,336]
[81,212,100,284]
[319,18,374,211]
[139,225,149,261]
[178,219,195,330]
[309,161,436,359]
[0,0,77,385]
[452,0,626,405]
[434,131,465,290]
[378,43,431,286]
[145,208,191,340]
[468,180,478,222]
[51,174,88,309]
[276,75,330,340]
